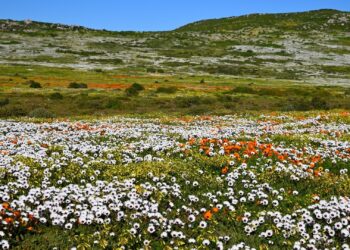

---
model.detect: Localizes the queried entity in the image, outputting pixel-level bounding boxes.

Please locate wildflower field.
[1,112,350,250]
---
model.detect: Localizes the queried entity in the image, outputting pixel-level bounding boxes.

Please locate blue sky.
[1,0,350,31]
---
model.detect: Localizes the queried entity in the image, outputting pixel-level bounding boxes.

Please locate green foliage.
[322,65,350,74]
[177,9,346,32]
[233,86,256,94]
[49,92,63,100]
[0,107,27,117]
[27,80,42,88]
[175,96,216,108]
[125,83,145,96]
[156,86,178,94]
[0,98,9,107]
[28,108,56,118]
[311,96,330,110]
[130,83,144,91]
[68,82,88,89]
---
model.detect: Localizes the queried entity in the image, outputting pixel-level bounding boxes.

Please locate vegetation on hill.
[0,9,350,82]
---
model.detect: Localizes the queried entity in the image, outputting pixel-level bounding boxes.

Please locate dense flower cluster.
[0,114,349,249]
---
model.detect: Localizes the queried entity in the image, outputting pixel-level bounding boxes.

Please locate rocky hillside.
[0,9,350,84]
[177,9,350,32]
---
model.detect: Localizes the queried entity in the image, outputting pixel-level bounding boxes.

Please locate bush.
[146,68,157,73]
[49,92,63,100]
[130,83,144,91]
[105,98,122,109]
[125,87,140,97]
[282,97,312,111]
[311,96,329,110]
[0,98,9,107]
[125,83,144,96]
[174,96,216,108]
[256,88,283,96]
[187,105,210,115]
[0,107,27,117]
[233,86,256,94]
[175,96,201,108]
[27,80,42,88]
[68,82,88,89]
[156,86,178,94]
[28,108,56,118]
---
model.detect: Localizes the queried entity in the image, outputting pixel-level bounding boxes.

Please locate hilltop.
[177,9,350,32]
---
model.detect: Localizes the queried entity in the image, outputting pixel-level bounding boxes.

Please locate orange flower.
[2,202,10,210]
[314,170,321,177]
[5,217,13,224]
[221,166,228,174]
[27,226,33,231]
[13,210,21,217]
[212,207,219,213]
[203,211,212,220]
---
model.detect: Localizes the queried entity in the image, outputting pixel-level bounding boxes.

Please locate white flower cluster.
[0,114,349,249]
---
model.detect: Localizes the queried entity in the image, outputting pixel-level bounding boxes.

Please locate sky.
[1,0,350,31]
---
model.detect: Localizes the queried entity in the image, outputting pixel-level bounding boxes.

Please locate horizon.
[1,0,350,31]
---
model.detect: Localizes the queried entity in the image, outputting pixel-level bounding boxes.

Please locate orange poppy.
[203,211,212,220]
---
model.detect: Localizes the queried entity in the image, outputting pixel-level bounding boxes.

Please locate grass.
[0,64,348,118]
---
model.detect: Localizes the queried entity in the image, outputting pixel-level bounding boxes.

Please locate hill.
[176,9,350,32]
[0,9,350,83]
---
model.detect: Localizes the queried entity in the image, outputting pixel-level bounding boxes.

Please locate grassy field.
[0,64,349,119]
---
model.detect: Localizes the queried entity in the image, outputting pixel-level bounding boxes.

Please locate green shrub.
[256,88,283,96]
[130,83,145,91]
[49,92,63,100]
[146,68,157,73]
[282,97,312,111]
[27,80,42,88]
[125,87,140,96]
[68,82,88,89]
[0,98,9,107]
[105,98,122,109]
[233,86,256,94]
[28,108,56,118]
[0,107,27,117]
[187,105,210,115]
[156,86,178,94]
[311,96,330,110]
[125,83,144,96]
[175,96,217,108]
[175,96,201,108]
